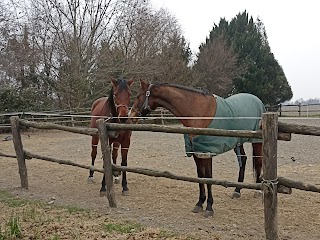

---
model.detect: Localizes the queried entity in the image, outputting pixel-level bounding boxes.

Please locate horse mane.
[154,82,210,96]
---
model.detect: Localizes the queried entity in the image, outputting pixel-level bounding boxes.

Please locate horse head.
[111,78,134,123]
[129,79,157,122]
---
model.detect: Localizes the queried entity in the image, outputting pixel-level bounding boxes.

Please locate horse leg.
[231,144,247,198]
[99,174,107,196]
[204,158,214,217]
[112,142,121,184]
[100,141,118,197]
[192,157,206,214]
[99,141,118,196]
[88,135,99,183]
[253,143,263,198]
[120,144,130,195]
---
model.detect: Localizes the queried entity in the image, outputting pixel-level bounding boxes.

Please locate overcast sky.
[151,0,320,101]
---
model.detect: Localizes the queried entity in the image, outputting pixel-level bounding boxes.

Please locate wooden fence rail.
[1,107,320,132]
[3,149,318,193]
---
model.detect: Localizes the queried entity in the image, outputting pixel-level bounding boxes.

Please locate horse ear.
[139,79,148,90]
[111,78,117,87]
[127,78,134,87]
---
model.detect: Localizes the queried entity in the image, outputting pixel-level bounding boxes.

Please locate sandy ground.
[0,118,320,240]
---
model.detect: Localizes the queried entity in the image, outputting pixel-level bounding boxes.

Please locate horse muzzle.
[119,116,128,123]
[128,108,139,123]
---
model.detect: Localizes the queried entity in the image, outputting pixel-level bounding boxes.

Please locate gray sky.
[151,0,320,101]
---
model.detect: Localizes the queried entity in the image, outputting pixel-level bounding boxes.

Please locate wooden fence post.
[96,119,117,208]
[10,116,28,189]
[262,113,278,240]
[71,116,75,127]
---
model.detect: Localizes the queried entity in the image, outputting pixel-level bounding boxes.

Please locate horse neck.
[154,85,216,128]
[108,93,117,118]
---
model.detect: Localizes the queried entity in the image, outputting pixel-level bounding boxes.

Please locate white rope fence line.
[15,111,320,121]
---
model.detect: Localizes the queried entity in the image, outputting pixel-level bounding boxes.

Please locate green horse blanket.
[184,93,265,158]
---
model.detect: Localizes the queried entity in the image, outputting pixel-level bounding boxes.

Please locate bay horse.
[129,80,265,217]
[90,78,133,196]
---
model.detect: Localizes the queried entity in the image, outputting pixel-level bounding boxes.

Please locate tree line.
[0,0,292,112]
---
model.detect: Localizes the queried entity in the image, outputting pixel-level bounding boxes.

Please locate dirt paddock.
[0,119,320,239]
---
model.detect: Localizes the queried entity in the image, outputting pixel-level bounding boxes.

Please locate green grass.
[65,205,88,214]
[50,235,60,240]
[0,226,4,240]
[103,221,143,234]
[0,190,29,208]
[0,215,22,239]
[0,189,192,239]
[7,215,22,238]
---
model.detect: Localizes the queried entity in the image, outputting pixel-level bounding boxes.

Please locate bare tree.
[1,0,192,109]
[192,34,246,97]
[94,1,192,97]
[27,0,121,108]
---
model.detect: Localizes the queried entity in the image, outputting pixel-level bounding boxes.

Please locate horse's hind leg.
[231,144,247,198]
[88,135,99,183]
[252,143,263,198]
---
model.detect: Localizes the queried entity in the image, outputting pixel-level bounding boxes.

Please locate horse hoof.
[254,190,263,198]
[99,191,107,197]
[204,210,214,218]
[192,206,203,213]
[122,190,129,196]
[231,191,241,199]
[87,177,95,184]
[114,177,120,184]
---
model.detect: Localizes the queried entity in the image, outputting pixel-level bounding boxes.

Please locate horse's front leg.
[100,142,115,196]
[231,144,247,198]
[192,157,206,214]
[99,174,106,196]
[88,136,99,183]
[204,158,214,217]
[112,142,121,184]
[120,141,130,195]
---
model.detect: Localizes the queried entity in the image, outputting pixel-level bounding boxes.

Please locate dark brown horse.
[90,78,133,196]
[129,80,265,217]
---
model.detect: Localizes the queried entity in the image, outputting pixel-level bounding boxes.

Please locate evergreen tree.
[201,11,293,105]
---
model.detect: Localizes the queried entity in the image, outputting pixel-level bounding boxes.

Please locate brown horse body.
[90,79,133,195]
[129,80,264,217]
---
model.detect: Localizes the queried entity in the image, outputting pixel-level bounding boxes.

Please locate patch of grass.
[65,205,87,214]
[157,230,177,238]
[0,190,28,208]
[23,205,37,220]
[7,215,22,239]
[50,235,60,240]
[103,221,144,234]
[0,226,4,240]
[0,189,192,239]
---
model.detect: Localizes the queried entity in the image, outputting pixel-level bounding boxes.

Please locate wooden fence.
[3,115,320,239]
[266,103,320,117]
[0,109,172,132]
[1,103,320,132]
